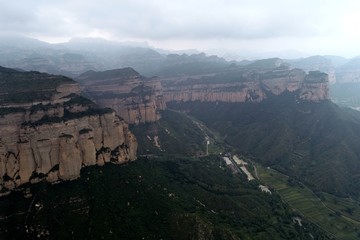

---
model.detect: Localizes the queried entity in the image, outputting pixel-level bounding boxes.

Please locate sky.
[1,0,360,58]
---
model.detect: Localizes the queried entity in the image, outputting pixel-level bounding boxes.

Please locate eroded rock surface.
[77,68,166,125]
[162,67,329,103]
[0,67,137,191]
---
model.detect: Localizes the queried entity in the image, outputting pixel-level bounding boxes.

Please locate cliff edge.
[0,67,137,193]
[77,68,166,125]
[162,67,329,103]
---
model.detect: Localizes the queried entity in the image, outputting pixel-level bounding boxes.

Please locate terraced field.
[258,165,360,240]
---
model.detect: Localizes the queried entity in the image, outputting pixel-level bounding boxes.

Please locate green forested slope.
[168,92,360,197]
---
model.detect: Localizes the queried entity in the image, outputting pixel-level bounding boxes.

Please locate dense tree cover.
[0,156,329,240]
[168,92,360,197]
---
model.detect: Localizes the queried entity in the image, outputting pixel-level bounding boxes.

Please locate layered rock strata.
[0,67,137,191]
[162,67,329,103]
[77,68,166,125]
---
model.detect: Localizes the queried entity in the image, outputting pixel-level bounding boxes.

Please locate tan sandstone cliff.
[0,68,137,192]
[162,67,329,103]
[77,68,166,125]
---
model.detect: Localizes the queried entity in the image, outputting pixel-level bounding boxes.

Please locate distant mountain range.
[1,35,360,83]
[2,34,360,111]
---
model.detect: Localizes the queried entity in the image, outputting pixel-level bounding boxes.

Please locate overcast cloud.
[0,0,360,57]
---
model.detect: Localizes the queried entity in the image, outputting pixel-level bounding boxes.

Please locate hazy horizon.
[1,0,360,59]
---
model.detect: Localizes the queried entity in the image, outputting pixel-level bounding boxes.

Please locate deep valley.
[1,36,360,240]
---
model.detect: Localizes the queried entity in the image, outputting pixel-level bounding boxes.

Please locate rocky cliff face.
[77,68,166,125]
[162,67,329,103]
[299,71,329,101]
[76,65,328,125]
[0,67,137,192]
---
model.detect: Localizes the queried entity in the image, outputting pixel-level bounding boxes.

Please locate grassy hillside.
[0,66,75,103]
[257,164,360,239]
[167,92,360,197]
[77,67,140,84]
[152,53,229,77]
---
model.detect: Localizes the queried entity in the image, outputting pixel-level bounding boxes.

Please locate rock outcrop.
[162,67,329,103]
[77,68,166,125]
[0,67,137,192]
[299,71,329,101]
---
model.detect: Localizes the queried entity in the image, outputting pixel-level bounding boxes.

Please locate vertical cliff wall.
[0,67,137,192]
[77,68,166,125]
[161,67,329,103]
